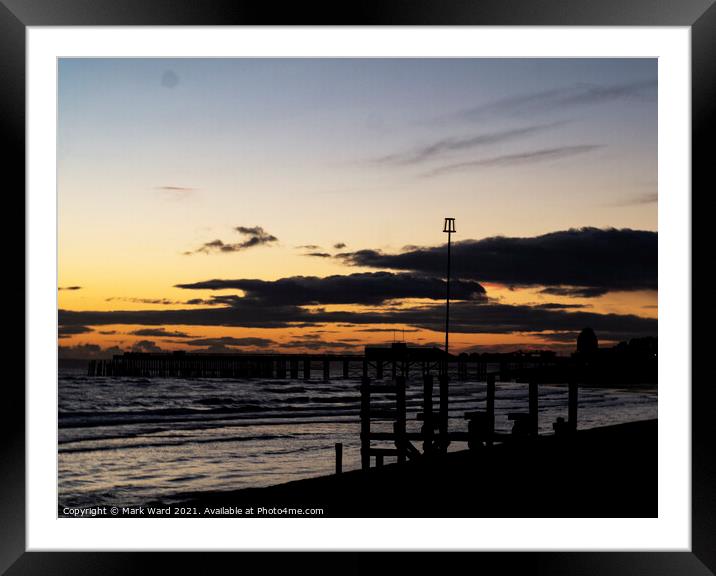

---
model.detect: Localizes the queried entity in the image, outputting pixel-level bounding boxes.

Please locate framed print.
[7,0,715,573]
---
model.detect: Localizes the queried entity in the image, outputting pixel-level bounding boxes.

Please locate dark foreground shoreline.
[113,419,656,518]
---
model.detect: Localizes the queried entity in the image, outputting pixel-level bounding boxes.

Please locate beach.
[59,365,657,516]
[150,419,657,518]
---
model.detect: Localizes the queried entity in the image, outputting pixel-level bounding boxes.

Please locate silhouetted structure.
[577,326,599,355]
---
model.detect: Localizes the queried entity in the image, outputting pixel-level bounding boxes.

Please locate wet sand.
[160,419,657,518]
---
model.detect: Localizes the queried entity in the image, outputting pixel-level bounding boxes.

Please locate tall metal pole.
[445,229,452,358]
[440,217,455,452]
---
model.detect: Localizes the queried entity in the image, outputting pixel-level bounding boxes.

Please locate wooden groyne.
[358,373,580,470]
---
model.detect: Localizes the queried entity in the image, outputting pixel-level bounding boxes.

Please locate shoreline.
[118,419,658,518]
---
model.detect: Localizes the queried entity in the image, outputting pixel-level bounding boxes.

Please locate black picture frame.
[6,0,713,573]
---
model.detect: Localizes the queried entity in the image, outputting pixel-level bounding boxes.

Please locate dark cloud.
[374,122,564,166]
[107,297,179,305]
[423,145,602,177]
[175,272,486,306]
[58,325,93,338]
[131,340,163,353]
[58,343,124,359]
[183,336,274,348]
[456,79,657,121]
[305,252,332,258]
[540,286,609,298]
[333,243,347,249]
[59,286,82,291]
[374,301,657,339]
[338,228,656,294]
[532,303,588,310]
[58,299,656,342]
[189,226,278,255]
[200,344,242,354]
[295,245,321,250]
[355,328,420,333]
[281,340,358,351]
[130,328,193,338]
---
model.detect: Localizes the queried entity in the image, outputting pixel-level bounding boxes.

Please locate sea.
[58,366,657,509]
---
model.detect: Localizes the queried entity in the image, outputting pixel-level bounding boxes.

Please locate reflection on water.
[59,368,657,508]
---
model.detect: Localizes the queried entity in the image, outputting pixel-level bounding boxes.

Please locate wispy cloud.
[455,79,657,121]
[129,328,193,338]
[611,192,658,207]
[155,186,195,191]
[59,286,82,291]
[106,297,179,305]
[374,122,565,166]
[423,145,603,177]
[154,185,197,201]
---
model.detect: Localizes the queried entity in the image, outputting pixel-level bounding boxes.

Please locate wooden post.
[343,359,349,379]
[439,373,449,452]
[323,359,330,381]
[529,380,539,437]
[290,359,298,379]
[423,374,434,454]
[568,380,578,433]
[395,376,406,464]
[303,358,311,380]
[376,359,383,379]
[335,442,343,475]
[360,377,371,470]
[376,454,384,468]
[486,373,495,447]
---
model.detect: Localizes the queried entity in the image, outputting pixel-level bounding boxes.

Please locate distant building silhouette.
[577,327,599,355]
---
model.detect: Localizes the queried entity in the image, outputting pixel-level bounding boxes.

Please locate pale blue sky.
[58,57,657,291]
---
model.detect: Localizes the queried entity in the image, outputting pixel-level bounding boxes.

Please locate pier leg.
[568,380,578,433]
[422,374,434,454]
[529,381,539,437]
[303,358,311,381]
[376,360,383,380]
[335,442,343,475]
[343,359,349,379]
[439,374,450,452]
[395,376,406,464]
[486,374,495,447]
[360,377,371,470]
[323,359,330,381]
[290,359,298,379]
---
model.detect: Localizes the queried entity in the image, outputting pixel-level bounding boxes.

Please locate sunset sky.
[58,58,657,357]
